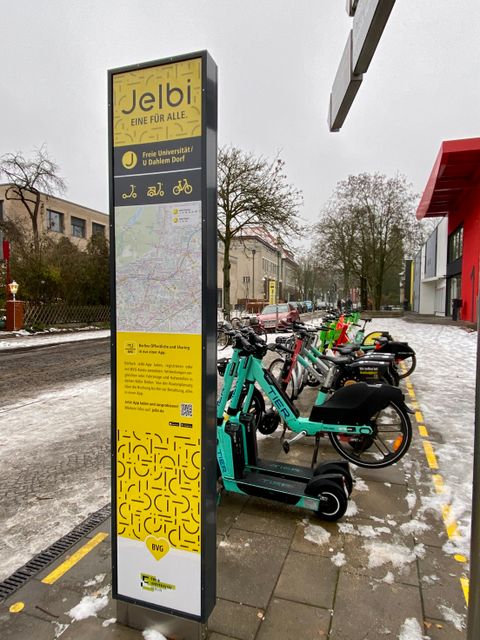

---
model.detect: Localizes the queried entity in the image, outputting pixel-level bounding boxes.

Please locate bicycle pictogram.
[173,178,193,196]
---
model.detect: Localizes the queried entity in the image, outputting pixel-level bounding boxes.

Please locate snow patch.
[102,618,117,627]
[364,541,417,569]
[84,573,106,587]
[398,617,427,640]
[400,520,430,536]
[345,500,358,517]
[143,630,168,640]
[438,604,466,631]
[354,478,369,492]
[304,523,331,546]
[67,594,109,620]
[331,552,346,567]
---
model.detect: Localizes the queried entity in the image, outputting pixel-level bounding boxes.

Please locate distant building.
[0,183,108,249]
[414,138,480,322]
[217,226,298,310]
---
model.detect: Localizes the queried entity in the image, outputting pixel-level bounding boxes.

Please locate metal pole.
[276,248,280,332]
[467,296,480,640]
[252,249,256,300]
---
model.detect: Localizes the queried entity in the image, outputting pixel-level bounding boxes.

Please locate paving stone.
[0,610,58,640]
[207,633,237,640]
[348,477,411,522]
[255,597,331,640]
[274,551,338,608]
[354,460,406,485]
[417,544,467,622]
[423,617,466,639]
[236,497,302,538]
[329,572,423,640]
[217,492,248,536]
[216,529,289,609]
[208,598,262,640]
[291,515,420,587]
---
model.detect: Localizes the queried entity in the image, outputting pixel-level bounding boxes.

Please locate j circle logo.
[122,150,138,170]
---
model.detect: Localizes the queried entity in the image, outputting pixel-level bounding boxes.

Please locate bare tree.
[0,145,66,252]
[218,146,303,314]
[314,173,419,309]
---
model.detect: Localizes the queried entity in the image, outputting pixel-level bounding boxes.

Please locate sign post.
[108,51,217,635]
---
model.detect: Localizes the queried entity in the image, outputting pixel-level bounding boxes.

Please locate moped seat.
[309,382,403,426]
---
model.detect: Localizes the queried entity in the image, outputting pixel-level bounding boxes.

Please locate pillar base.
[116,601,207,640]
[6,300,24,331]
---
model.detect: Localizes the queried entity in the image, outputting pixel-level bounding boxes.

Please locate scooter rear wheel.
[327,401,412,468]
[315,480,348,521]
[397,354,416,379]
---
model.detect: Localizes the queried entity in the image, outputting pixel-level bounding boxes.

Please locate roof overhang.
[416,138,480,220]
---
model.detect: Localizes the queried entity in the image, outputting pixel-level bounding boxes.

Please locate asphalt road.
[0,337,110,406]
[0,337,111,581]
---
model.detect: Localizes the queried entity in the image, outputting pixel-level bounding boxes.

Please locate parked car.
[303,300,313,312]
[257,303,301,331]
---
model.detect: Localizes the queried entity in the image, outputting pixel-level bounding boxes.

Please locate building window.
[448,225,463,263]
[71,216,86,238]
[92,222,105,237]
[262,257,276,276]
[47,209,64,233]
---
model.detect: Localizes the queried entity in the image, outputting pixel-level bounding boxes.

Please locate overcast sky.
[2,0,479,247]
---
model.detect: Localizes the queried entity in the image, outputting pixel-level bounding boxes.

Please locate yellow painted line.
[411,400,420,410]
[461,576,469,605]
[406,382,414,390]
[41,532,108,585]
[423,441,439,469]
[418,424,429,438]
[442,504,459,539]
[455,554,467,563]
[407,387,416,399]
[9,602,24,613]
[432,474,445,494]
[415,410,424,424]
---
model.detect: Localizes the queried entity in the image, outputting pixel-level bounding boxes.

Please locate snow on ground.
[0,375,110,580]
[362,317,477,560]
[0,328,110,350]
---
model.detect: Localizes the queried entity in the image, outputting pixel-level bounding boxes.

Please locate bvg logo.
[121,79,193,114]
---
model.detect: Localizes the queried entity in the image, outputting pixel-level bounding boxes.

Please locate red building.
[416,138,480,322]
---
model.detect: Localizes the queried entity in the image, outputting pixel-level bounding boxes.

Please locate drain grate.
[0,503,111,602]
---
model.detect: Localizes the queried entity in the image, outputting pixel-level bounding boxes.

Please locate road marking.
[41,532,108,585]
[407,377,468,605]
[422,441,439,469]
[418,424,429,438]
[432,474,445,494]
[9,602,24,613]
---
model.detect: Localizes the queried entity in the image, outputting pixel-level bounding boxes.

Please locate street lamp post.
[251,248,256,301]
[8,280,19,330]
[276,236,284,332]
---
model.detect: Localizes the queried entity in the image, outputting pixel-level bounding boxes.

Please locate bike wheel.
[217,329,230,350]
[253,324,268,342]
[328,401,412,468]
[314,480,348,521]
[230,316,243,330]
[268,358,295,399]
[397,354,416,379]
[227,386,265,429]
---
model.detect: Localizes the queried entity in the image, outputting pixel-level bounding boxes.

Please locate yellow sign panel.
[113,58,202,146]
[269,280,276,305]
[116,332,201,554]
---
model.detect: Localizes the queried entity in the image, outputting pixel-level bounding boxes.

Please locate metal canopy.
[416,138,480,220]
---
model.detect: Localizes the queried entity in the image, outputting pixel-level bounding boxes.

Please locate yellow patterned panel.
[116,332,202,554]
[113,58,202,147]
[117,428,200,552]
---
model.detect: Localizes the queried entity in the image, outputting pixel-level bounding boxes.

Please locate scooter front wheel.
[327,401,412,468]
[315,480,348,521]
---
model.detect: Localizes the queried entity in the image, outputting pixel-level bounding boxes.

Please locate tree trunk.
[360,276,368,310]
[222,235,231,317]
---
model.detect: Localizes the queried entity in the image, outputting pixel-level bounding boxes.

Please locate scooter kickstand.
[282,430,307,454]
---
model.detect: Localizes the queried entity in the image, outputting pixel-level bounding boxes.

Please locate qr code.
[180,403,193,417]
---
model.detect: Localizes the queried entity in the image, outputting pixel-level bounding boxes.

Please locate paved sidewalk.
[1,377,468,640]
